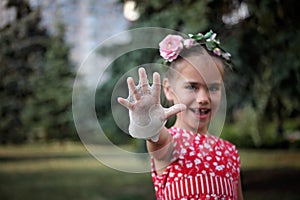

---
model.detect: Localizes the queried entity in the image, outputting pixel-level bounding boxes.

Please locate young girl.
[118,30,243,200]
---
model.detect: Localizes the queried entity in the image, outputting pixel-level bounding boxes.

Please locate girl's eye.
[208,84,220,92]
[185,84,198,90]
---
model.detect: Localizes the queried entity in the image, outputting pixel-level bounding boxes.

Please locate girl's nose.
[196,88,210,105]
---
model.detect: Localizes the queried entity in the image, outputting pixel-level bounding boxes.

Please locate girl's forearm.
[146,127,173,161]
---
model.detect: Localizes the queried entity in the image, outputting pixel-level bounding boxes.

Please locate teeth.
[193,109,210,114]
[200,109,208,114]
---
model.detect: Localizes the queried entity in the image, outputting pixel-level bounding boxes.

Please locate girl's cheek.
[173,89,192,101]
[176,97,188,104]
[180,92,195,103]
[210,93,222,107]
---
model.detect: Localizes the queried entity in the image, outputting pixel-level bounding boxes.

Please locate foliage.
[0,0,76,143]
[21,23,76,141]
[221,119,298,149]
[228,0,300,141]
[134,0,209,33]
[0,0,48,143]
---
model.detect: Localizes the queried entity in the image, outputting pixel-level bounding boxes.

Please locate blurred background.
[0,0,300,199]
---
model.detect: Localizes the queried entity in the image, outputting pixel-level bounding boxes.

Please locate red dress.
[151,127,240,200]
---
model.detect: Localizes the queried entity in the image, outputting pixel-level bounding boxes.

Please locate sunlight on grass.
[239,149,300,169]
[0,142,102,172]
[1,142,300,172]
[0,158,102,172]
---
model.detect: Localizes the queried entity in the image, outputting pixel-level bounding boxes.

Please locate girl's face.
[163,55,223,133]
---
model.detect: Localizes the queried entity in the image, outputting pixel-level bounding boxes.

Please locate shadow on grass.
[1,168,299,200]
[242,168,300,200]
[0,168,155,200]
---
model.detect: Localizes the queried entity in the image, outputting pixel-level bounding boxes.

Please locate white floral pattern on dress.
[152,127,240,200]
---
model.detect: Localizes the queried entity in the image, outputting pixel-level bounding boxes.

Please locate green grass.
[0,142,155,200]
[0,142,299,200]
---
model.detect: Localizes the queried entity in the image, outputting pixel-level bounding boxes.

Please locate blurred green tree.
[21,23,76,142]
[229,0,300,143]
[0,0,48,143]
[0,0,76,143]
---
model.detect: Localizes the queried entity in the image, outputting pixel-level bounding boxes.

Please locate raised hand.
[117,68,186,142]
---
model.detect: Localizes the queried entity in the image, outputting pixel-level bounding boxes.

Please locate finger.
[165,104,186,119]
[138,68,149,94]
[117,97,133,110]
[127,77,140,101]
[152,72,161,103]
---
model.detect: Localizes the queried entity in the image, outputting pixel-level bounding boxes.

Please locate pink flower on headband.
[213,48,222,56]
[159,30,232,68]
[159,35,183,62]
[183,39,194,48]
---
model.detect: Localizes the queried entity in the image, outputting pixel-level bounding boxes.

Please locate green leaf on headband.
[190,34,203,42]
[204,30,213,39]
[205,40,216,50]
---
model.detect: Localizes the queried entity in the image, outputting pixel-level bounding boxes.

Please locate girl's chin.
[174,121,208,134]
[175,110,211,132]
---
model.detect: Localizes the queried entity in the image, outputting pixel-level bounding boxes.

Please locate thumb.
[165,104,186,120]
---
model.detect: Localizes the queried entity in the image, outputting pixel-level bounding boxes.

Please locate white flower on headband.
[183,39,194,49]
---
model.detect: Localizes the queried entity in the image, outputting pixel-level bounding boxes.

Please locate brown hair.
[165,45,225,81]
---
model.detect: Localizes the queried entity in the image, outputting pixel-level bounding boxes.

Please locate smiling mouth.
[190,108,211,115]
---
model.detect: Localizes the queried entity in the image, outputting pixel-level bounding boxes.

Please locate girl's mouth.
[190,108,211,119]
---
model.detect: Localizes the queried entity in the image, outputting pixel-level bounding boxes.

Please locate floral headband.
[159,30,232,66]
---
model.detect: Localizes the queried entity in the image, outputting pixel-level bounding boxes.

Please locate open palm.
[117,68,186,141]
